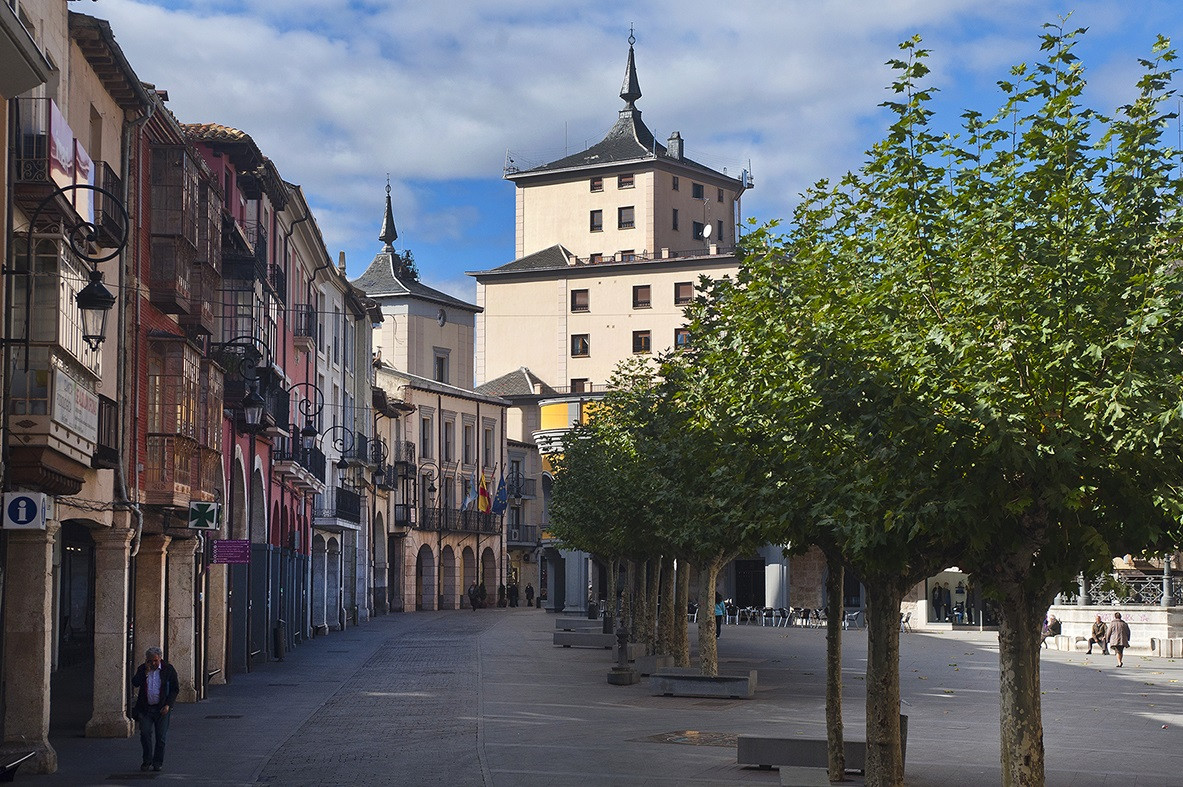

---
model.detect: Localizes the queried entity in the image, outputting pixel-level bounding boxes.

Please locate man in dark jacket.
[1087,614,1109,655]
[131,646,179,772]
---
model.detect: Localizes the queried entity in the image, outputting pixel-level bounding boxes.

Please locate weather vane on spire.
[628,23,635,47]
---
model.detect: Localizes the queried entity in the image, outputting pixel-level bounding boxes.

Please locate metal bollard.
[274,619,286,661]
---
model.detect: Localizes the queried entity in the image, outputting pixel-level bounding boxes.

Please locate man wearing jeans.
[131,647,178,772]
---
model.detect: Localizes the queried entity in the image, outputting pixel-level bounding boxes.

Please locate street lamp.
[241,384,266,431]
[76,268,117,351]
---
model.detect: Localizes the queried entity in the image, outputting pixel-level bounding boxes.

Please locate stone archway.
[481,546,498,598]
[372,512,388,614]
[415,545,436,611]
[312,533,327,631]
[440,546,457,610]
[327,536,342,630]
[461,546,477,608]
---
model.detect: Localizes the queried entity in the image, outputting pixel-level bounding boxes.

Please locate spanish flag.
[477,472,492,513]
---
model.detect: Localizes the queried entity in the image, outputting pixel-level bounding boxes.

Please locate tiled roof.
[468,245,739,278]
[352,251,478,312]
[476,367,556,398]
[183,122,250,143]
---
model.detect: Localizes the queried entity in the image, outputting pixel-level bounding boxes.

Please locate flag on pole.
[477,472,492,513]
[491,476,508,516]
[461,469,477,511]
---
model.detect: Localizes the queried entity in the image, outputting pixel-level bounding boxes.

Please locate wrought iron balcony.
[416,507,498,534]
[507,524,541,546]
[292,303,316,351]
[94,161,124,248]
[315,486,362,524]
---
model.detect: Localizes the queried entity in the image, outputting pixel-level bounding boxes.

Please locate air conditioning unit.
[509,528,520,541]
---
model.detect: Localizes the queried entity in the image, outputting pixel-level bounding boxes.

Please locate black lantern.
[76,268,117,351]
[301,418,318,450]
[241,384,266,430]
[373,464,386,487]
[336,456,349,484]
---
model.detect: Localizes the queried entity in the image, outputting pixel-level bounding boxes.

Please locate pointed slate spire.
[379,176,398,252]
[619,28,641,110]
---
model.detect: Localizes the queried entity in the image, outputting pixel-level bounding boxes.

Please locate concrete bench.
[554,631,615,649]
[650,669,756,699]
[555,618,603,631]
[737,736,866,771]
[1150,637,1183,657]
[777,765,833,786]
[633,654,674,675]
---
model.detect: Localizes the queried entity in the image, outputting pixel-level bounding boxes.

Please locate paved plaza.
[27,608,1183,786]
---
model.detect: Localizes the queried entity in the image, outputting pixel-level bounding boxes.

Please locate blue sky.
[91,0,1183,302]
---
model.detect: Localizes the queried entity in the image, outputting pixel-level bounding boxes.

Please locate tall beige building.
[472,40,751,392]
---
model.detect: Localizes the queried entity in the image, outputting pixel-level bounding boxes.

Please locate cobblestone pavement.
[29,608,1183,786]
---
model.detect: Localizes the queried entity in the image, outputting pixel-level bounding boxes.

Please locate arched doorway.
[415,544,436,611]
[312,533,327,632]
[229,454,249,673]
[481,546,498,598]
[461,546,477,608]
[50,521,96,735]
[372,512,388,614]
[440,545,457,609]
[327,536,342,629]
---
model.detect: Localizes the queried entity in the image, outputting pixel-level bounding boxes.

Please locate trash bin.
[587,600,598,619]
[274,619,286,661]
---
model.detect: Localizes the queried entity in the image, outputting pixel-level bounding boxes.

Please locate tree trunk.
[645,558,660,655]
[996,581,1047,786]
[825,549,846,782]
[697,557,723,676]
[674,559,691,667]
[606,558,619,629]
[657,555,675,655]
[624,560,636,638]
[864,577,905,787]
[635,560,649,645]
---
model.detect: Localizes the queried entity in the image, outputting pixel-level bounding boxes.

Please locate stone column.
[1,522,60,773]
[1163,558,1175,608]
[205,561,228,685]
[134,534,171,664]
[167,538,201,703]
[86,521,134,737]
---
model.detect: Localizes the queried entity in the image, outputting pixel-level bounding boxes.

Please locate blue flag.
[491,476,508,515]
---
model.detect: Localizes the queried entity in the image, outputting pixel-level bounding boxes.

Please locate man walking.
[131,646,178,772]
[1107,611,1132,667]
[468,581,480,610]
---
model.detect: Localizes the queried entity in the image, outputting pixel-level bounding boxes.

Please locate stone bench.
[633,653,674,675]
[554,631,615,649]
[555,618,603,631]
[650,669,756,699]
[1150,637,1183,657]
[737,736,866,771]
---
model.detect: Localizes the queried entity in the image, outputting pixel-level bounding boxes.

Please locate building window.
[675,328,691,349]
[570,378,589,393]
[618,173,634,189]
[571,289,589,312]
[590,176,603,192]
[692,221,705,240]
[674,282,693,305]
[589,253,603,264]
[632,331,651,353]
[433,349,450,384]
[632,285,651,309]
[717,219,724,242]
[672,175,680,191]
[590,209,603,232]
[691,182,704,199]
[619,250,636,262]
[571,334,590,357]
[443,421,455,462]
[618,206,635,229]
[672,208,679,231]
[463,424,474,465]
[420,417,433,458]
[717,187,724,202]
[483,426,494,468]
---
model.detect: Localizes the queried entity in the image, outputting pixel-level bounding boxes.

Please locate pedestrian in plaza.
[468,581,480,610]
[931,583,943,622]
[525,583,535,607]
[1107,611,1131,667]
[131,646,178,772]
[508,582,519,607]
[1040,614,1061,647]
[1087,614,1109,655]
[714,592,724,639]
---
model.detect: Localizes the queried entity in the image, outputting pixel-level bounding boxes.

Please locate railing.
[416,507,498,534]
[92,395,119,469]
[95,161,124,247]
[507,524,541,545]
[273,439,326,479]
[315,486,363,524]
[1072,574,1182,606]
[11,97,53,185]
[393,503,411,526]
[292,303,316,343]
[223,219,268,281]
[389,440,415,464]
[509,477,537,499]
[344,433,371,465]
[544,383,612,395]
[149,236,193,314]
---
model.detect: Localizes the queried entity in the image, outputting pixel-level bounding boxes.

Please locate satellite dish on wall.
[702,223,713,239]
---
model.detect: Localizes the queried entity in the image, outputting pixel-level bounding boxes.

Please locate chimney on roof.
[338,251,347,274]
[667,132,683,160]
